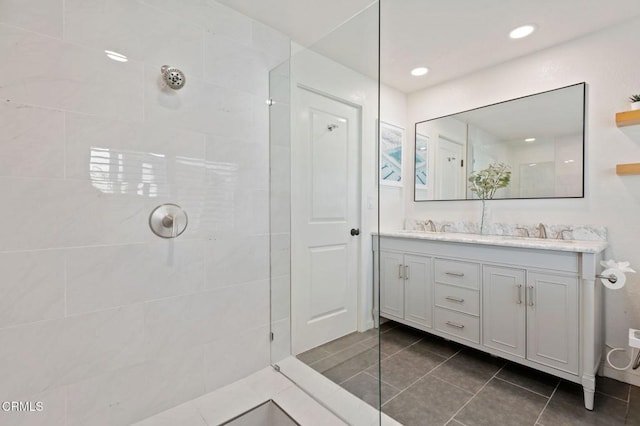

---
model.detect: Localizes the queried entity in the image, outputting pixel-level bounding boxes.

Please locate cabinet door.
[404,254,432,328]
[527,272,579,374]
[380,251,404,320]
[482,265,526,358]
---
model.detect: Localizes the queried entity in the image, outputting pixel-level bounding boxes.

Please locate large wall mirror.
[414,82,586,201]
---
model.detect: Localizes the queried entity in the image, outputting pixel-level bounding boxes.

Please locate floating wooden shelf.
[615,110,640,174]
[616,109,640,127]
[616,163,640,175]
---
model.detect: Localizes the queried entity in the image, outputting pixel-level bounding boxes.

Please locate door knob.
[350,228,360,236]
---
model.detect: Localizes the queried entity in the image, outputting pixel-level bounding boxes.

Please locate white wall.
[405,17,640,385]
[0,0,288,424]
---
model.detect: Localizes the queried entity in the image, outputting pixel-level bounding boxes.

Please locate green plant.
[630,94,640,103]
[468,162,512,200]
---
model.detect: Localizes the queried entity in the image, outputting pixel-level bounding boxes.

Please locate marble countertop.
[377,230,608,254]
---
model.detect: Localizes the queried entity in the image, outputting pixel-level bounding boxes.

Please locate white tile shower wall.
[0,0,289,424]
[0,102,65,179]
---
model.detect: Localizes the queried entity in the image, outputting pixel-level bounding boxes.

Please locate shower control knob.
[149,203,188,238]
[350,228,360,236]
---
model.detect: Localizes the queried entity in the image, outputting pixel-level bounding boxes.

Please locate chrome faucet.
[424,220,436,232]
[515,227,529,237]
[536,223,547,239]
[439,224,450,232]
[555,228,572,240]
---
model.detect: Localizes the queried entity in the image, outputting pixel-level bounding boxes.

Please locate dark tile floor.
[297,320,640,426]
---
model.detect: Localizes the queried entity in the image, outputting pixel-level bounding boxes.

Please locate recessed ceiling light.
[509,25,536,39]
[105,50,128,62]
[419,146,427,151]
[529,163,537,167]
[524,138,536,142]
[564,159,575,164]
[411,67,429,77]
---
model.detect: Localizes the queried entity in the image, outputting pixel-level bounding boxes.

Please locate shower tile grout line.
[0,278,272,332]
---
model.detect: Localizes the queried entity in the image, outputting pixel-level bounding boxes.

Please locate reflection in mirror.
[415,133,428,189]
[414,83,585,201]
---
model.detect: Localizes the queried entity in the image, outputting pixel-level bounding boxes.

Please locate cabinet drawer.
[435,259,480,289]
[435,284,479,316]
[434,307,480,343]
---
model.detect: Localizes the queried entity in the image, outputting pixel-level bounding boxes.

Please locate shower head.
[161,65,186,90]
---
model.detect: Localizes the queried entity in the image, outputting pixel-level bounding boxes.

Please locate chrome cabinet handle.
[528,285,534,306]
[404,265,410,280]
[398,264,403,279]
[445,272,465,277]
[445,296,464,303]
[445,321,465,329]
[516,284,523,304]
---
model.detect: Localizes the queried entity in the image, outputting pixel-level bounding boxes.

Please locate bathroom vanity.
[373,231,608,410]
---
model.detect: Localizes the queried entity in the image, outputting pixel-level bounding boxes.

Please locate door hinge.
[266,98,274,106]
[270,331,274,341]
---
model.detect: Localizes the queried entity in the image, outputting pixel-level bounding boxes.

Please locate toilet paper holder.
[595,273,618,284]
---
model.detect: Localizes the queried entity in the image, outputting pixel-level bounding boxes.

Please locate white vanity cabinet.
[482,265,527,358]
[379,251,432,329]
[483,267,579,374]
[373,233,607,410]
[433,259,481,344]
[526,271,580,373]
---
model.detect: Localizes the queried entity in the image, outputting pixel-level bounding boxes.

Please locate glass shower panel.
[269,59,292,365]
[269,2,381,424]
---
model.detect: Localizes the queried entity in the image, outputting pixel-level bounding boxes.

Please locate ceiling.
[217,0,640,94]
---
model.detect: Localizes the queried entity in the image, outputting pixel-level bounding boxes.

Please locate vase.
[632,101,640,111]
[480,199,489,235]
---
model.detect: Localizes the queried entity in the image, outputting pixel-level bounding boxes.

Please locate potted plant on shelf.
[468,162,511,235]
[630,94,640,111]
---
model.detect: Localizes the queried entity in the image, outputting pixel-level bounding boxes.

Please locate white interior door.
[291,86,361,354]
[437,136,464,199]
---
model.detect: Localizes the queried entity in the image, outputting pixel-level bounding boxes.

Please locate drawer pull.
[528,285,534,306]
[398,264,403,279]
[445,320,465,329]
[445,296,465,303]
[405,265,410,280]
[445,272,465,277]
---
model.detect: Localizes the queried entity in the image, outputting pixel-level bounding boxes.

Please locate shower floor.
[221,400,299,426]
[297,320,640,426]
[132,367,346,426]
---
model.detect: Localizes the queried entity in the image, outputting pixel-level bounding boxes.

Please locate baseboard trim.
[601,365,640,387]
